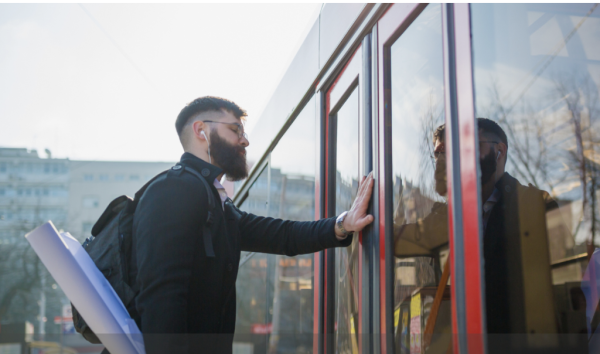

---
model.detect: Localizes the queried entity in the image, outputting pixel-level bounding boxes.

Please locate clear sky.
[0,3,322,162]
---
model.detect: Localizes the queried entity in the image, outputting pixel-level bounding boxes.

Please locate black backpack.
[72,164,219,344]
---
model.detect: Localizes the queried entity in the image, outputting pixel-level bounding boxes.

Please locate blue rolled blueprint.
[25,221,145,354]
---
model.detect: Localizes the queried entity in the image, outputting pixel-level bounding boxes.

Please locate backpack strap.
[131,170,170,208]
[132,164,218,258]
[178,164,217,258]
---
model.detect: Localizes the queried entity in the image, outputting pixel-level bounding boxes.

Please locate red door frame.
[374,4,430,354]
[444,4,487,354]
[315,44,366,354]
[375,3,487,354]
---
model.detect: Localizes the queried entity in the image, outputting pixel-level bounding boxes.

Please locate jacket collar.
[494,172,518,197]
[179,152,223,183]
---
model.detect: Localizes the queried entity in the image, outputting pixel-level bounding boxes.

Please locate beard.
[480,150,497,185]
[209,130,248,181]
[434,154,447,196]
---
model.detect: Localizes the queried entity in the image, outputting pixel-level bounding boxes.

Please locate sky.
[0,3,322,162]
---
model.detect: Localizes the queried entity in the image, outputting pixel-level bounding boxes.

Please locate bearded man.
[132,96,374,354]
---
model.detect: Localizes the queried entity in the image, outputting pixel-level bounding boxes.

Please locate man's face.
[207,111,250,181]
[433,137,447,196]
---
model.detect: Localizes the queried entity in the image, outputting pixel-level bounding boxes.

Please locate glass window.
[115,174,125,181]
[471,3,600,351]
[83,174,93,181]
[389,4,450,354]
[334,88,360,353]
[99,174,109,181]
[129,174,140,181]
[234,96,317,354]
[235,164,272,354]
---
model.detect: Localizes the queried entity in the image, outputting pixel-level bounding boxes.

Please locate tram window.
[471,3,600,351]
[334,88,360,352]
[234,97,317,354]
[235,164,273,353]
[268,96,316,353]
[389,4,450,354]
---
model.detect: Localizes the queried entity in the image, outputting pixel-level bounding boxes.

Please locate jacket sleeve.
[237,209,353,255]
[133,175,208,354]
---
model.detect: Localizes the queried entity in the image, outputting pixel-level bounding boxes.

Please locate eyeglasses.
[202,120,248,140]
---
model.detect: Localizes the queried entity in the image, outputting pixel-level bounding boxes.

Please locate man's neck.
[185,147,224,180]
[481,170,505,202]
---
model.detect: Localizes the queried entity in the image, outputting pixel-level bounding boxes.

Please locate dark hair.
[431,119,508,149]
[175,96,247,136]
[477,117,508,149]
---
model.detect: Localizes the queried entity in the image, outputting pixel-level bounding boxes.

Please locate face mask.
[209,129,248,181]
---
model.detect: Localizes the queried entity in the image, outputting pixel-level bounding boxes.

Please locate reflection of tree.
[418,91,445,199]
[482,70,600,251]
[0,201,66,336]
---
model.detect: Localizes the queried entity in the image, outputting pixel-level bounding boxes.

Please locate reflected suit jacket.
[484,172,559,335]
[132,152,352,354]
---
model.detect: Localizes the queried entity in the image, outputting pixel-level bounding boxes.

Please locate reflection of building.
[234,166,315,354]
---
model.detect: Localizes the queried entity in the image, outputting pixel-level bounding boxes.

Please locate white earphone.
[201,130,212,164]
[496,151,501,160]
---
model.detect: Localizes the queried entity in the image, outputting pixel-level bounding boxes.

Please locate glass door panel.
[334,88,361,353]
[384,4,451,353]
[471,3,600,352]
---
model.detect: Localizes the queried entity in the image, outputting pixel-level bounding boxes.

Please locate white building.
[67,160,174,241]
[0,148,70,243]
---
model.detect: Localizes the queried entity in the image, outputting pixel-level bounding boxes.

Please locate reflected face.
[478,130,498,185]
[433,137,447,196]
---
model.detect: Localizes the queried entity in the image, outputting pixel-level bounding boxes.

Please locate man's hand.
[335,172,375,238]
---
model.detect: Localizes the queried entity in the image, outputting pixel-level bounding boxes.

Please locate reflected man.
[395,118,561,336]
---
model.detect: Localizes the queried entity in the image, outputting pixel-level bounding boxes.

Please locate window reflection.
[389,4,451,354]
[334,88,360,353]
[234,97,316,354]
[472,3,600,351]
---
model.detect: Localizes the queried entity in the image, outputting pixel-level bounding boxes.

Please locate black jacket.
[132,153,352,353]
[483,172,558,336]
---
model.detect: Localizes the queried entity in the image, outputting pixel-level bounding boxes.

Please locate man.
[474,118,558,338]
[133,96,374,353]
[395,118,559,337]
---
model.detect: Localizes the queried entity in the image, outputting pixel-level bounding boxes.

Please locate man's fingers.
[357,174,374,211]
[354,215,374,231]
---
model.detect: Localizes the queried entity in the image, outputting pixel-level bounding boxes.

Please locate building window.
[129,175,140,181]
[115,174,125,181]
[0,189,4,196]
[99,174,109,181]
[83,174,94,181]
[82,196,99,208]
[0,163,6,173]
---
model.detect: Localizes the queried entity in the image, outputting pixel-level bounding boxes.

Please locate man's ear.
[191,120,207,141]
[498,142,508,162]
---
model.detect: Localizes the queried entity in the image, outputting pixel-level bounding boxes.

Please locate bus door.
[320,41,373,354]
[377,4,455,354]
